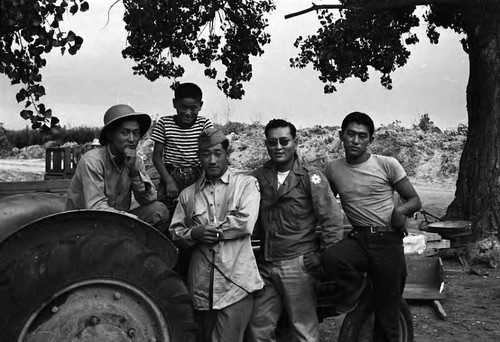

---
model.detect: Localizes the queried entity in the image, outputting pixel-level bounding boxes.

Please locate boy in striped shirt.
[152,82,213,213]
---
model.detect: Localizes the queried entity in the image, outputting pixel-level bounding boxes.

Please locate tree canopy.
[1,0,89,131]
[0,0,469,128]
[2,0,500,238]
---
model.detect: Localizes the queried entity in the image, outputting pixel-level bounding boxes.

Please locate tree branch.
[284,4,355,20]
[284,0,466,20]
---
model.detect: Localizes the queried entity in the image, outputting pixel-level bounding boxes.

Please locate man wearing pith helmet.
[169,127,263,342]
[65,104,169,225]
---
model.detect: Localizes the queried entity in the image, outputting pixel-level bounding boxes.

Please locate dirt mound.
[217,122,464,183]
[0,122,465,184]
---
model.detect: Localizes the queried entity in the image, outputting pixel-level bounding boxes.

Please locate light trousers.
[245,255,319,342]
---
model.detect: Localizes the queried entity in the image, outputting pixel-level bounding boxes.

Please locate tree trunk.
[445,1,500,240]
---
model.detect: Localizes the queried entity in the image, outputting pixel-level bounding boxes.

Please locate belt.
[165,164,200,175]
[349,225,399,236]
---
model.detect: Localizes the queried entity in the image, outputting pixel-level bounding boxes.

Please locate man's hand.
[303,251,321,272]
[124,147,138,176]
[166,178,179,198]
[191,225,223,244]
[391,206,407,233]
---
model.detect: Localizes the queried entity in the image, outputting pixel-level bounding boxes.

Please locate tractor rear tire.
[0,210,197,342]
[338,290,414,342]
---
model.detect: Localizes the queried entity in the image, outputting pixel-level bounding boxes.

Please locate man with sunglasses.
[246,119,343,342]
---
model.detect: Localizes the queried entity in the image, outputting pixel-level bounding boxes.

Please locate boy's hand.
[191,225,223,244]
[166,179,179,198]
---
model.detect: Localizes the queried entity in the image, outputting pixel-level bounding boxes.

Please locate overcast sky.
[0,0,469,130]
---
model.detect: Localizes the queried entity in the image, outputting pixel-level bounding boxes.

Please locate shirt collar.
[196,168,231,191]
[106,145,124,172]
[263,154,305,175]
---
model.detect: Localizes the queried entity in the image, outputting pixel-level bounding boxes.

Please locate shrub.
[0,123,14,157]
[4,126,99,148]
[219,121,247,135]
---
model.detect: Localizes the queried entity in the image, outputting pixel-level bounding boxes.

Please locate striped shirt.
[151,115,213,168]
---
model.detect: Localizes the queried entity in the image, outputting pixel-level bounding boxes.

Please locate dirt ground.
[0,158,45,182]
[1,162,498,341]
[319,181,500,342]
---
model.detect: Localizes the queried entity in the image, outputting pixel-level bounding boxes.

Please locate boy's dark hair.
[174,82,203,101]
[264,119,297,139]
[341,112,375,137]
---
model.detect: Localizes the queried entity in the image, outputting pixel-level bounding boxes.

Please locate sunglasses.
[265,138,292,147]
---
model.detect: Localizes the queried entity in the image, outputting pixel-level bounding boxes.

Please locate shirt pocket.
[191,206,208,226]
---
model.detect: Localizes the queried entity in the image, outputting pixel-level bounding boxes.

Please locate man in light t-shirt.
[322,112,421,342]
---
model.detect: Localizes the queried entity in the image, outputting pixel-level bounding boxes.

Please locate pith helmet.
[98,104,151,145]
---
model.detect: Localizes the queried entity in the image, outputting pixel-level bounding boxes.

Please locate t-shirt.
[325,154,406,227]
[151,115,213,168]
[277,170,290,189]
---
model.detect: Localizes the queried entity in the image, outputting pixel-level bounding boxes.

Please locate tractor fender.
[0,192,66,244]
[1,209,179,269]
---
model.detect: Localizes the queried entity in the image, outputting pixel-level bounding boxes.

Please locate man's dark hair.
[264,119,297,139]
[221,139,230,151]
[174,82,203,101]
[341,112,375,137]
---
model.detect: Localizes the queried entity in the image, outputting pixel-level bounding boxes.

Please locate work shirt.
[325,154,407,228]
[170,169,264,310]
[65,146,156,213]
[253,156,343,261]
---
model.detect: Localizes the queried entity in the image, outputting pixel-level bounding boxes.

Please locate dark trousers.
[321,229,407,342]
[158,164,202,282]
[158,164,202,212]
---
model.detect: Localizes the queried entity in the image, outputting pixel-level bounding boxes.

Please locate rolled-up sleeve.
[130,158,157,205]
[169,190,196,247]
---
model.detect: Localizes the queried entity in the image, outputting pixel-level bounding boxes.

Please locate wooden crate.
[44,147,81,180]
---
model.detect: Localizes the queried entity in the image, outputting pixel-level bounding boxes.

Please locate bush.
[0,123,14,157]
[219,121,248,135]
[4,126,100,148]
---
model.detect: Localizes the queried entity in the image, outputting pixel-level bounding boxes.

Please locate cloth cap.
[198,128,228,151]
[98,104,151,145]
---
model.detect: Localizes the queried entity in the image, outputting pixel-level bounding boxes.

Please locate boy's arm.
[152,142,179,198]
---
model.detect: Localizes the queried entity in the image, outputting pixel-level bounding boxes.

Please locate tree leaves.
[289,1,468,93]
[1,0,88,131]
[121,0,275,99]
[291,2,421,92]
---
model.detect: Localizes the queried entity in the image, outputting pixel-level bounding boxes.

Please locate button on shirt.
[65,146,156,213]
[170,169,264,310]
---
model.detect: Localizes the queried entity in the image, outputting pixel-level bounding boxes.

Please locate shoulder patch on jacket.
[310,173,322,185]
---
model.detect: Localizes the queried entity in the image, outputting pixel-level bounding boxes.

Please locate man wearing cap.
[65,104,169,225]
[169,128,263,342]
